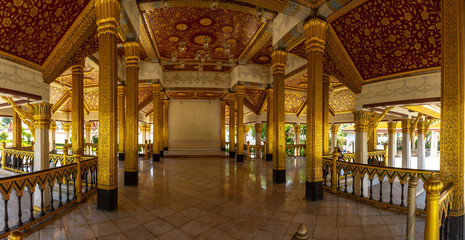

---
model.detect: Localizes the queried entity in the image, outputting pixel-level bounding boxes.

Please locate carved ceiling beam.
[42,1,97,84]
[139,95,153,111]
[258,97,267,116]
[403,105,441,119]
[296,101,306,118]
[52,91,71,114]
[83,99,90,116]
[244,99,259,115]
[367,107,393,141]
[239,23,272,63]
[325,26,363,93]
[329,106,335,117]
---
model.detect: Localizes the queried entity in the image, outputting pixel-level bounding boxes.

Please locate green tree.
[0,132,8,140]
[92,136,98,144]
[25,133,32,143]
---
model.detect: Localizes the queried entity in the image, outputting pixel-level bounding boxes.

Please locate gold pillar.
[294,124,301,145]
[50,121,56,152]
[368,126,377,151]
[63,123,71,142]
[12,109,22,148]
[85,122,92,154]
[441,0,465,233]
[424,174,443,240]
[229,93,236,158]
[163,100,169,151]
[158,91,164,157]
[220,100,226,151]
[255,123,263,146]
[152,83,161,161]
[304,18,328,200]
[330,124,340,152]
[96,0,120,211]
[71,58,85,202]
[265,87,273,161]
[271,49,287,183]
[123,41,140,186]
[322,74,330,154]
[118,85,126,161]
[236,85,245,162]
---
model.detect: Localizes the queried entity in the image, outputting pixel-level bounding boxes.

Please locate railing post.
[63,145,68,165]
[8,230,23,240]
[331,149,338,193]
[2,141,5,169]
[423,174,443,240]
[407,175,419,240]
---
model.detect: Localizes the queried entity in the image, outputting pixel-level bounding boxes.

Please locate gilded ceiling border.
[239,23,272,62]
[326,0,368,23]
[42,0,97,84]
[362,67,441,85]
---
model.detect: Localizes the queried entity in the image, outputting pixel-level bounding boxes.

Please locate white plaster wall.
[355,72,440,108]
[0,58,50,101]
[230,64,270,87]
[163,71,230,88]
[169,99,220,150]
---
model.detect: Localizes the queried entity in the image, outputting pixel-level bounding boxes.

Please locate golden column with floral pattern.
[353,110,370,196]
[255,123,263,146]
[271,49,287,183]
[158,91,164,157]
[71,58,85,202]
[123,41,140,186]
[265,87,273,161]
[118,85,126,161]
[236,85,245,162]
[304,18,328,200]
[13,109,22,148]
[95,0,120,211]
[163,100,169,151]
[152,83,161,162]
[440,0,465,236]
[220,100,226,151]
[229,92,236,158]
[85,122,92,154]
[322,74,330,154]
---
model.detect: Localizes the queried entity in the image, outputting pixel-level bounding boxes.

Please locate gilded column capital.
[387,121,398,134]
[220,100,226,107]
[244,125,251,133]
[124,41,141,69]
[401,119,411,133]
[294,124,301,133]
[31,103,52,129]
[323,74,330,83]
[164,99,170,107]
[353,111,371,132]
[304,18,328,54]
[271,50,287,75]
[417,120,426,135]
[95,0,121,37]
[159,91,165,101]
[85,122,93,132]
[229,92,236,102]
[117,85,126,96]
[152,83,161,96]
[71,58,85,74]
[266,87,273,99]
[63,122,71,132]
[330,124,340,135]
[255,123,263,132]
[50,121,57,131]
[236,85,245,97]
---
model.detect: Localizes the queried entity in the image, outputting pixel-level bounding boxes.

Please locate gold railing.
[285,144,305,157]
[322,151,437,213]
[84,143,98,156]
[0,157,97,238]
[245,141,266,160]
[1,145,34,173]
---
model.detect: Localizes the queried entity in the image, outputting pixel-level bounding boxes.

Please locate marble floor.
[24,157,425,240]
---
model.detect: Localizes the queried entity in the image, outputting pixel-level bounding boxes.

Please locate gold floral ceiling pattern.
[57,63,99,86]
[331,0,440,80]
[285,92,305,113]
[329,89,355,112]
[0,0,91,65]
[244,88,265,114]
[145,7,263,61]
[138,86,153,105]
[285,73,342,91]
[84,89,99,110]
[250,38,272,65]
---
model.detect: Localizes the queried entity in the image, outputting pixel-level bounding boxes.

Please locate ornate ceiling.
[167,91,226,99]
[145,7,263,61]
[0,0,91,66]
[331,0,441,81]
[250,38,272,65]
[163,64,232,72]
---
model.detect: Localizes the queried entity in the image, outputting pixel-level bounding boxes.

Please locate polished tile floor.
[24,156,425,240]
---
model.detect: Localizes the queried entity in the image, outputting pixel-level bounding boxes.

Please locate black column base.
[266,154,273,161]
[273,169,286,183]
[153,154,160,162]
[124,171,138,186]
[229,152,236,158]
[97,188,118,211]
[118,153,125,161]
[164,147,168,150]
[236,154,244,162]
[160,151,164,157]
[448,215,464,240]
[306,181,324,201]
[221,148,226,151]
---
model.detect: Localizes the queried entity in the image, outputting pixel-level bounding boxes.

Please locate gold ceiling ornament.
[214,47,224,52]
[387,121,397,134]
[1,96,35,138]
[175,23,189,31]
[194,35,212,45]
[226,38,237,44]
[124,41,141,69]
[200,18,213,26]
[221,25,234,33]
[205,92,215,96]
[168,36,180,42]
[31,102,53,129]
[353,110,371,132]
[258,55,270,62]
[95,0,121,37]
[177,92,187,96]
[271,50,287,75]
[367,107,393,142]
[304,18,328,54]
[409,113,423,140]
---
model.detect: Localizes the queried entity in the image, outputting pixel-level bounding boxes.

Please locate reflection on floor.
[25,157,425,240]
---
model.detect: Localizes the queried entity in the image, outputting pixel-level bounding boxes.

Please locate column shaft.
[163,100,169,151]
[220,101,226,151]
[13,109,22,148]
[236,86,245,162]
[96,0,121,211]
[229,93,236,158]
[85,122,92,154]
[118,85,125,161]
[158,92,164,156]
[265,88,273,161]
[330,124,340,153]
[304,18,328,200]
[417,120,426,169]
[71,60,85,202]
[255,123,262,146]
[322,75,330,154]
[402,119,411,168]
[152,83,161,161]
[354,111,370,196]
[387,122,397,167]
[50,121,56,152]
